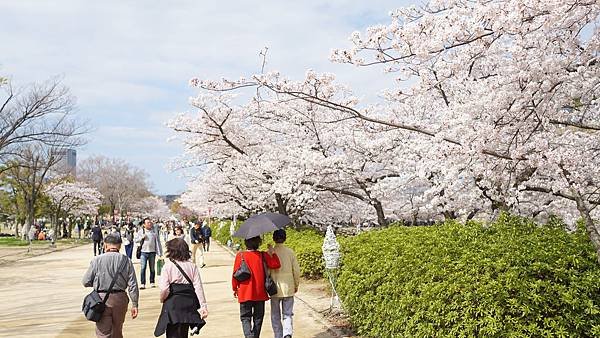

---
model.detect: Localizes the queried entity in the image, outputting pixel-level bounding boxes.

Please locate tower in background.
[57,148,77,177]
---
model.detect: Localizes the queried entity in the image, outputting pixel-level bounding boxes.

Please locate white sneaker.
[140,284,146,290]
[150,283,156,288]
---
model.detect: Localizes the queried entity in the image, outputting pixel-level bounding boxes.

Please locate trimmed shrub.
[210,220,244,248]
[337,214,600,337]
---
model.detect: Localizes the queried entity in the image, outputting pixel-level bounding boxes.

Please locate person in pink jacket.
[154,238,208,338]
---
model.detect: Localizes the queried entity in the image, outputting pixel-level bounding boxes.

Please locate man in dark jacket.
[91,224,103,256]
[201,221,212,252]
[190,221,205,267]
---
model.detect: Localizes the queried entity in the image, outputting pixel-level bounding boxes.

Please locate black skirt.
[154,283,206,337]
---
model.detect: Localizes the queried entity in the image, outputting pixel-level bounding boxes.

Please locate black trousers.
[203,237,210,252]
[166,323,189,338]
[240,301,265,338]
[93,240,102,256]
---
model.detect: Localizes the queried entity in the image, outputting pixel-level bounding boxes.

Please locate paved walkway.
[0,241,335,338]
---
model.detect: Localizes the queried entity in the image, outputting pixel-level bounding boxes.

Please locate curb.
[215,240,349,338]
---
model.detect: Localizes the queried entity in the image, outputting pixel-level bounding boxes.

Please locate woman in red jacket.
[232,236,281,338]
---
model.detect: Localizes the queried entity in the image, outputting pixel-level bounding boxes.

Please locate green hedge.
[210,220,244,249]
[337,214,600,337]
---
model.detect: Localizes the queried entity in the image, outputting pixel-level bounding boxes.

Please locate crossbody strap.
[171,260,194,287]
[261,252,269,278]
[102,256,128,303]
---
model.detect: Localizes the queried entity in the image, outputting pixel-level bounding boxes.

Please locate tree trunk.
[373,199,387,227]
[22,199,35,239]
[443,210,457,220]
[111,204,116,223]
[275,193,288,216]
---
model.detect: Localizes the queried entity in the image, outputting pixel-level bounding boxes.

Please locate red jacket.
[232,250,281,302]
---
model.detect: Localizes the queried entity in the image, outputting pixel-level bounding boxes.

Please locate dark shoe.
[201,263,206,268]
[284,335,292,338]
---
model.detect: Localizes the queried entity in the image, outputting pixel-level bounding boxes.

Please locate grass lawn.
[0,237,91,246]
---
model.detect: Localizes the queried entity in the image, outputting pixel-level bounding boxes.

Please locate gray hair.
[104,233,122,245]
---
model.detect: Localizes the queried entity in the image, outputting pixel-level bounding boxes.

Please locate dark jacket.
[91,226,103,242]
[154,283,205,336]
[201,225,212,238]
[190,227,204,244]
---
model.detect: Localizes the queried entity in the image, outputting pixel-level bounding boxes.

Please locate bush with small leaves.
[337,214,600,337]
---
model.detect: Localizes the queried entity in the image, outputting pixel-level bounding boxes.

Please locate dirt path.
[0,241,336,338]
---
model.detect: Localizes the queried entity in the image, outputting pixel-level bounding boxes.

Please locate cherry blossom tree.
[171,0,600,260]
[78,156,151,221]
[46,181,102,241]
[131,196,172,221]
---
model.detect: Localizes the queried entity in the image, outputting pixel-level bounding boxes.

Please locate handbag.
[262,252,278,296]
[233,252,251,282]
[157,257,165,276]
[82,256,127,322]
[136,230,145,259]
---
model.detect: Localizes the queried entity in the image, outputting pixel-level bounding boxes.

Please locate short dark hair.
[104,233,122,245]
[273,229,286,243]
[143,217,151,223]
[166,238,191,261]
[245,236,262,250]
[244,236,262,250]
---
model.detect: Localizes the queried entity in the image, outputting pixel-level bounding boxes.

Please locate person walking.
[123,223,135,259]
[154,238,208,338]
[135,218,163,289]
[201,221,212,252]
[91,223,103,256]
[189,221,205,268]
[269,230,301,338]
[82,233,139,338]
[232,236,281,338]
[169,225,186,242]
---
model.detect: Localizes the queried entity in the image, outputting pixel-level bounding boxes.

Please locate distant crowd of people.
[82,217,300,338]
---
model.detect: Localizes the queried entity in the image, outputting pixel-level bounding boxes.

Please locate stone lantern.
[322,225,342,312]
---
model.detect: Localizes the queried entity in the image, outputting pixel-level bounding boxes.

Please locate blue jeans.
[124,244,133,259]
[140,252,156,285]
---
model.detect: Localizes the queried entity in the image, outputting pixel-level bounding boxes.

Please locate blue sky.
[0,0,417,194]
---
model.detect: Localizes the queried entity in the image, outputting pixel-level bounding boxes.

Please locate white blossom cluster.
[45,181,102,217]
[170,0,600,233]
[131,196,172,220]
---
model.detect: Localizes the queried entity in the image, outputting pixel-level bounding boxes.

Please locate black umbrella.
[233,212,291,239]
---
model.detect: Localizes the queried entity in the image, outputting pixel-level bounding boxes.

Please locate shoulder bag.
[136,229,145,259]
[262,252,278,296]
[82,256,128,322]
[233,252,251,282]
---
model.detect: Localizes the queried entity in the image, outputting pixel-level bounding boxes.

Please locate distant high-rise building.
[57,148,77,176]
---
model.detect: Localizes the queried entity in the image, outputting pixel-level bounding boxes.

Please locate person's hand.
[267,243,274,255]
[199,307,208,319]
[131,307,138,319]
[233,291,238,298]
